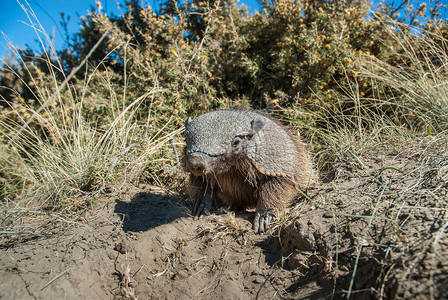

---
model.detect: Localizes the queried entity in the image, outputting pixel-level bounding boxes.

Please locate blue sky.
[0,0,261,58]
[0,0,444,59]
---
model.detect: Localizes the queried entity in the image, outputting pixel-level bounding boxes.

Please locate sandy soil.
[1,136,447,299]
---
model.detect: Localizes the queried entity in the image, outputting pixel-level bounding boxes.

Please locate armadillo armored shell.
[184,109,302,179]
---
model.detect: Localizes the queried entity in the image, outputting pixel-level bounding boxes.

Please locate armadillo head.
[184,110,266,176]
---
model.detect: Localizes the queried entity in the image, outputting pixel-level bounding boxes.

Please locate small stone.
[252,277,263,284]
[323,211,334,218]
[177,270,188,279]
[114,243,126,254]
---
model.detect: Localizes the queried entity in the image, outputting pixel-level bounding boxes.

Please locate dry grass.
[358,15,448,131]
[0,1,181,245]
[195,212,251,244]
[279,130,448,299]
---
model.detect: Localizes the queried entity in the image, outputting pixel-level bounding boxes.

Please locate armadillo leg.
[253,210,276,233]
[189,174,216,219]
[192,196,215,219]
[253,177,294,233]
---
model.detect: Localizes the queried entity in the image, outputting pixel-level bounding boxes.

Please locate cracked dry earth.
[1,136,447,299]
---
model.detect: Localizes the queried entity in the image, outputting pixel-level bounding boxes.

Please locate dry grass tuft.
[196,213,251,244]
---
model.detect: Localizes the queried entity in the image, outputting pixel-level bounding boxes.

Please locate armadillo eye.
[232,136,242,147]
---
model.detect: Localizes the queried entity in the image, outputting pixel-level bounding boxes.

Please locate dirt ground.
[1,135,447,299]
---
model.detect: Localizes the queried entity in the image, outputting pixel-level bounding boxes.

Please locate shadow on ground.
[114,192,189,232]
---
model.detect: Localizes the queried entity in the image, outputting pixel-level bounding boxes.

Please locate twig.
[171,137,181,168]
[41,268,71,291]
[432,212,448,251]
[18,272,37,300]
[181,1,220,87]
[346,181,387,299]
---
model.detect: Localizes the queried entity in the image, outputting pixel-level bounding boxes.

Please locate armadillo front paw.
[192,197,214,219]
[253,211,276,234]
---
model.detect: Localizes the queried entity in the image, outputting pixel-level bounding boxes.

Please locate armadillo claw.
[253,211,276,234]
[192,197,214,219]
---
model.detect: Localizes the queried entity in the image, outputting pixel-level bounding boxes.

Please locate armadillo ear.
[185,117,192,128]
[251,115,266,134]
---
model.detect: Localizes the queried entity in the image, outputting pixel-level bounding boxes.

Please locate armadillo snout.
[186,153,209,176]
